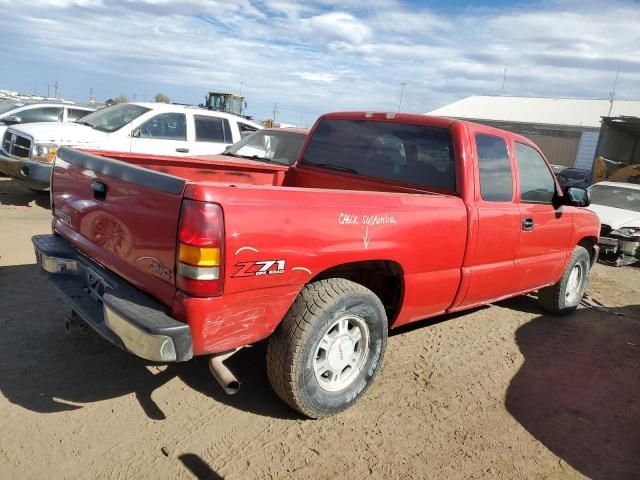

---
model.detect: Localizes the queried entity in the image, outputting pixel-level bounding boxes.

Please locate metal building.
[428,96,640,169]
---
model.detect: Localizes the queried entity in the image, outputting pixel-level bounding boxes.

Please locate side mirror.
[564,186,590,207]
[3,115,22,125]
[131,127,141,138]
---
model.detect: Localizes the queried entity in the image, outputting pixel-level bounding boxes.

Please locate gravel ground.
[1,176,638,479]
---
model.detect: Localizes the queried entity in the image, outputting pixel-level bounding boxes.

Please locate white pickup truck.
[0,102,263,190]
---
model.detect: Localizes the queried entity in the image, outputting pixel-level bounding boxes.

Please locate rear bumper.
[0,154,51,190]
[32,234,193,362]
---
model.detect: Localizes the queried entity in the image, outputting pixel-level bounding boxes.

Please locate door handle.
[522,217,534,231]
[176,148,189,153]
[90,180,107,201]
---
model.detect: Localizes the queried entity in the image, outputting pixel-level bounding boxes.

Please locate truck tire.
[267,278,388,418]
[538,245,590,315]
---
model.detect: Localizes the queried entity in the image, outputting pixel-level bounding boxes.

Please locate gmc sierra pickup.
[33,112,600,418]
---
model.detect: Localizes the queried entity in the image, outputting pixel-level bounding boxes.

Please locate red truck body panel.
[50,112,600,355]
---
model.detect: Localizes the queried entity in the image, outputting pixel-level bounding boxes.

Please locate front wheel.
[538,245,591,315]
[267,278,388,418]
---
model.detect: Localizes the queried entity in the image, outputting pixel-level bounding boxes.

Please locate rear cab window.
[301,119,455,191]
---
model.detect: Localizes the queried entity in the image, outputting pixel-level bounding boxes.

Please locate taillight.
[176,200,224,297]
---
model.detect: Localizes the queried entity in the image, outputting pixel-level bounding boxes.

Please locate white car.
[0,100,95,140]
[0,102,262,190]
[588,181,640,266]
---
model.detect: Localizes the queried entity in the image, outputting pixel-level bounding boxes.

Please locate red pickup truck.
[33,112,600,418]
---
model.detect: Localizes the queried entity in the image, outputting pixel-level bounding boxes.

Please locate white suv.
[0,102,263,190]
[0,101,95,139]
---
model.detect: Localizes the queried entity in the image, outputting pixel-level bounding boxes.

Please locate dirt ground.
[1,175,639,480]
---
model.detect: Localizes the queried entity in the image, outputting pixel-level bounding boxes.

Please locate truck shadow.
[0,178,49,209]
[0,263,298,421]
[178,453,224,480]
[503,296,640,480]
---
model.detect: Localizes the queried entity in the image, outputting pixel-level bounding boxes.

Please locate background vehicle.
[0,102,263,190]
[588,181,640,266]
[550,164,568,174]
[557,167,591,189]
[205,91,246,117]
[214,127,308,166]
[0,101,94,139]
[34,112,599,418]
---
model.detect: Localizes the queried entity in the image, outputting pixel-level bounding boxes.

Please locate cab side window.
[476,134,513,201]
[195,115,232,143]
[515,142,556,204]
[67,108,92,121]
[17,107,63,123]
[138,113,187,140]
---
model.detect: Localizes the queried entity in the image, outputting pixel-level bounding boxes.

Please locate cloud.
[299,12,372,44]
[296,72,339,83]
[0,0,638,125]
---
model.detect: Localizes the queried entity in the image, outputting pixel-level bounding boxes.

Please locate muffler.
[208,348,242,395]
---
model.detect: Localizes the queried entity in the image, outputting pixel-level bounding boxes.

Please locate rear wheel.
[267,278,387,418]
[538,246,590,315]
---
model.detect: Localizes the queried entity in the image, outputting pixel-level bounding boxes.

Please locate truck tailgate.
[51,147,186,306]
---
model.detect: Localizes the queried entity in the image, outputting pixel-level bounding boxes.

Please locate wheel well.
[578,236,598,267]
[310,261,404,323]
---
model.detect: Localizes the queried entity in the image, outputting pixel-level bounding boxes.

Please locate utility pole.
[240,81,244,96]
[501,66,508,95]
[133,93,137,102]
[273,103,278,124]
[47,84,50,97]
[89,87,93,101]
[608,64,621,117]
[54,80,59,99]
[398,82,406,112]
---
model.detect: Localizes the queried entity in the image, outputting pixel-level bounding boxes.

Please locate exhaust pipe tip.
[208,348,242,395]
[223,380,241,395]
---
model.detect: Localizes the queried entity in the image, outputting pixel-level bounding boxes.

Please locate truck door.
[512,141,573,292]
[130,112,189,155]
[458,132,520,308]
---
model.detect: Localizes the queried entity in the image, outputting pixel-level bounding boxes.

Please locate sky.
[0,0,639,126]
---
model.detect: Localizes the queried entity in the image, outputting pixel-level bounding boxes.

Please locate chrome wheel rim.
[313,314,370,392]
[565,263,584,304]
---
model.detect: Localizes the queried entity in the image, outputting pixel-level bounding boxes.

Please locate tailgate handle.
[176,148,189,153]
[91,180,107,201]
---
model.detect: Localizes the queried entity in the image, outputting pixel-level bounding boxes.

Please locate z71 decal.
[233,260,286,277]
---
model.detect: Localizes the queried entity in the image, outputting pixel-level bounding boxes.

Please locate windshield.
[76,103,150,132]
[0,102,25,117]
[589,184,640,212]
[226,130,306,166]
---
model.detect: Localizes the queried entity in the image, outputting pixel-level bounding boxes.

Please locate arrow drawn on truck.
[363,225,370,250]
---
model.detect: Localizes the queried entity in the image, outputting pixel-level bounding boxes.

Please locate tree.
[154,93,170,103]
[112,95,129,104]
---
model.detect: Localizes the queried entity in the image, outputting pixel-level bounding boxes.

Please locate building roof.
[427,95,640,129]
